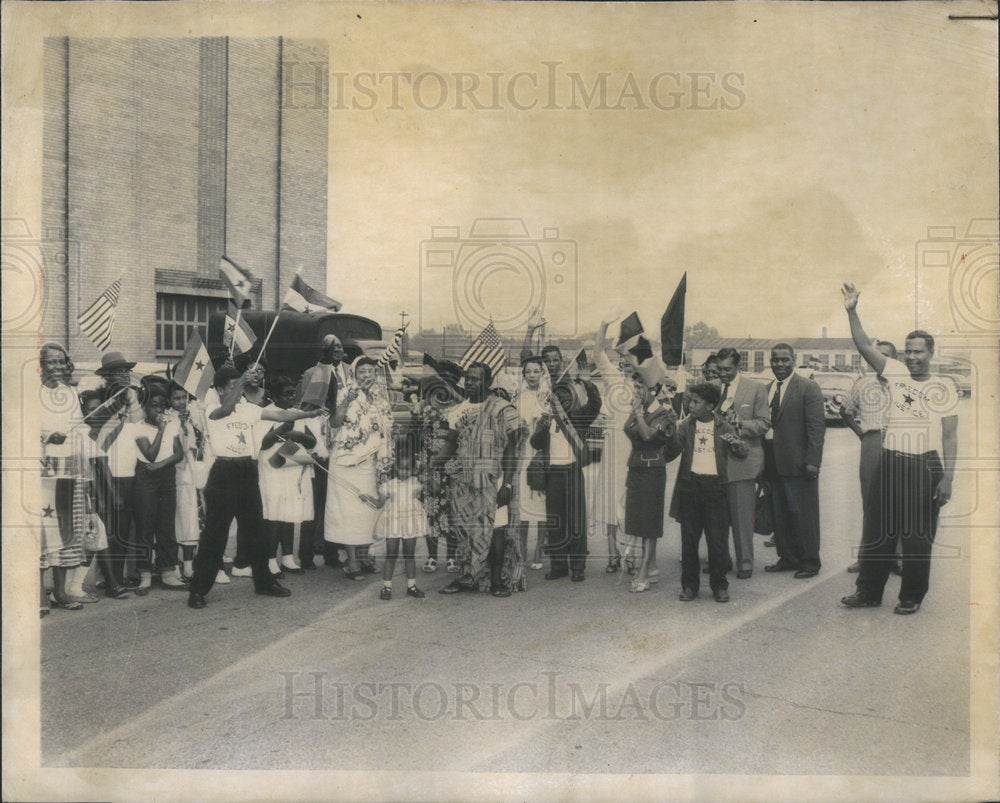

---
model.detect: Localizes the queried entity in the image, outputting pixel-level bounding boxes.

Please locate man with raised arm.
[839,283,958,615]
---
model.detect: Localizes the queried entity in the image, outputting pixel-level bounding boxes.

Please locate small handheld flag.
[219,256,254,308]
[282,274,342,313]
[77,277,122,351]
[458,322,506,379]
[173,329,215,401]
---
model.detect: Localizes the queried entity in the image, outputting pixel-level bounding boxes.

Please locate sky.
[324,3,997,351]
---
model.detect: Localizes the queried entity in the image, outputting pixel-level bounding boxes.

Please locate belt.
[215,456,254,462]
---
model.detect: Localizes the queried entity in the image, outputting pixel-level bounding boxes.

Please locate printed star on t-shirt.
[699,436,709,445]
[902,393,915,406]
[237,433,247,445]
[42,505,54,518]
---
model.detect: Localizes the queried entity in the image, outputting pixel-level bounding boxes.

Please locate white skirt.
[324,458,379,545]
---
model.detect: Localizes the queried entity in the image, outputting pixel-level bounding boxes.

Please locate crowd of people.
[37,284,959,617]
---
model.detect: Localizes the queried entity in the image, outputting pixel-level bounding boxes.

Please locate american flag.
[459,322,506,379]
[376,326,407,368]
[77,277,122,351]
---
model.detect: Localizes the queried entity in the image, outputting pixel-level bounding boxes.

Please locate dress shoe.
[545,570,569,581]
[300,558,317,570]
[764,560,797,573]
[713,588,730,603]
[439,579,465,594]
[406,586,426,599]
[281,565,305,575]
[846,561,861,573]
[187,592,207,609]
[840,592,881,608]
[214,569,231,585]
[571,571,585,583]
[492,588,512,598]
[794,569,818,579]
[231,565,253,578]
[679,587,697,601]
[379,586,392,600]
[763,537,776,548]
[893,600,920,615]
[736,570,752,580]
[255,582,291,598]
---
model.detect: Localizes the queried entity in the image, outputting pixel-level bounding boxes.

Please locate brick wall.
[42,37,329,366]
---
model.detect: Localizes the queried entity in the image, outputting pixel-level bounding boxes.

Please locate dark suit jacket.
[767,372,825,477]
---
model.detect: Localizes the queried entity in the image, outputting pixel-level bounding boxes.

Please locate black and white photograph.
[2,2,998,801]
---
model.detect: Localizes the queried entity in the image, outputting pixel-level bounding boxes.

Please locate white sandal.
[422,558,438,573]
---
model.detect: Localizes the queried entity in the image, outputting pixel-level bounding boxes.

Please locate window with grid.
[820,353,830,369]
[754,351,765,372]
[835,353,846,368]
[156,293,229,357]
[739,351,749,371]
[852,354,862,370]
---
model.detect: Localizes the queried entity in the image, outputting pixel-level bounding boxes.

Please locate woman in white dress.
[591,318,636,573]
[325,358,395,580]
[512,356,551,572]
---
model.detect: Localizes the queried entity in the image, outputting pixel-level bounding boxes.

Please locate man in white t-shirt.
[188,367,325,609]
[839,284,959,615]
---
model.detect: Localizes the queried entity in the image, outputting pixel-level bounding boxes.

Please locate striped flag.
[219,256,254,308]
[77,277,122,351]
[376,326,407,368]
[223,302,257,355]
[282,274,342,313]
[458,322,506,379]
[173,329,215,400]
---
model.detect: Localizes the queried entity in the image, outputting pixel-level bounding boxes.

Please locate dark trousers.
[857,449,942,604]
[133,462,178,573]
[488,527,507,590]
[192,458,271,595]
[678,473,730,593]
[764,442,821,572]
[299,465,329,564]
[544,461,588,574]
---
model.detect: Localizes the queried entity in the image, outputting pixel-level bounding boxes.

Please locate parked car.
[809,372,858,424]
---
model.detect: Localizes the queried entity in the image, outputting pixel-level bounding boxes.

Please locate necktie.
[721,383,730,404]
[771,380,783,421]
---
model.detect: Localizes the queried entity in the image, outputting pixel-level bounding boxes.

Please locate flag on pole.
[660,273,686,368]
[282,274,342,313]
[173,329,215,400]
[421,353,463,407]
[84,385,139,453]
[377,326,407,368]
[223,302,258,355]
[458,322,506,379]
[77,277,122,351]
[219,257,254,308]
[615,312,644,353]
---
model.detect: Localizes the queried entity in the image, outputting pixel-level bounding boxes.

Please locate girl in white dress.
[374,449,427,600]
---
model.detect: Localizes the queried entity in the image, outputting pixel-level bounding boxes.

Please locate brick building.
[41,37,329,365]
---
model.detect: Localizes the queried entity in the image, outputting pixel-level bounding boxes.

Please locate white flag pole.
[229,306,243,360]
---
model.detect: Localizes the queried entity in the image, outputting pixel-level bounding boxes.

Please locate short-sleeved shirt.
[205,401,264,459]
[691,419,718,475]
[106,423,138,478]
[134,420,180,463]
[841,374,890,433]
[879,359,959,455]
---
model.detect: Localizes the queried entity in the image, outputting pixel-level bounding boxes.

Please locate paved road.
[41,427,972,782]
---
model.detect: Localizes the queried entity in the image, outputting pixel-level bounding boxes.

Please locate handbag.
[526,450,548,492]
[753,479,774,536]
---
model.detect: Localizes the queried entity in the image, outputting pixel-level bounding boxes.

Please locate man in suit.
[715,347,771,579]
[763,343,826,578]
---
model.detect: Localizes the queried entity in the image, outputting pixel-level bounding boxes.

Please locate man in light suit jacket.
[716,348,771,579]
[763,343,826,578]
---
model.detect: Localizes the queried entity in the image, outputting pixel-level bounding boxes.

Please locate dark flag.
[617,312,644,352]
[660,272,686,368]
[421,353,463,410]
